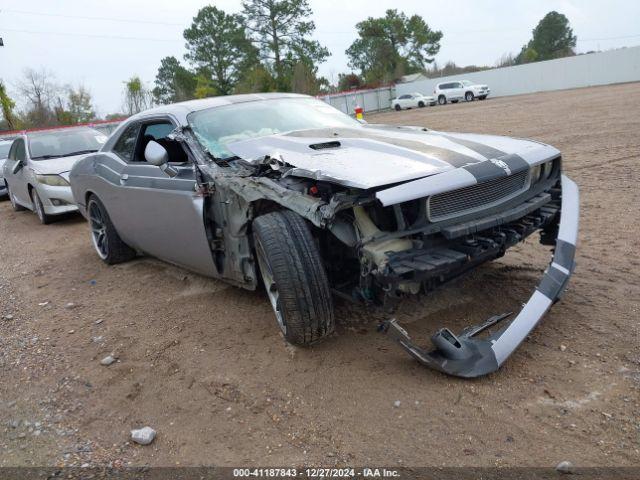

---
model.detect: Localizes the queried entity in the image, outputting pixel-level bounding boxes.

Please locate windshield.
[462,80,473,86]
[0,142,11,160]
[28,128,107,160]
[188,98,361,159]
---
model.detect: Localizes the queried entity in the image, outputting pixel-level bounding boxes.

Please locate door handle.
[119,173,129,185]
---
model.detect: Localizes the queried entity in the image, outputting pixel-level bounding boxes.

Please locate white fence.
[319,86,394,115]
[396,46,640,99]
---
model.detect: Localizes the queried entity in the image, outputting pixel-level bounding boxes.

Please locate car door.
[107,117,217,277]
[451,82,464,99]
[4,138,31,207]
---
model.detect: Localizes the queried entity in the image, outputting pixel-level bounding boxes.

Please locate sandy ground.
[1,82,639,469]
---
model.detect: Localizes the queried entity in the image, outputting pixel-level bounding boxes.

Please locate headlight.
[531,165,542,183]
[36,174,70,187]
[544,160,554,179]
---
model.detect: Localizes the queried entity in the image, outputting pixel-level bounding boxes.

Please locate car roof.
[25,126,101,138]
[129,92,311,125]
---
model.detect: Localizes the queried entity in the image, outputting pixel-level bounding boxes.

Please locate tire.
[31,188,54,225]
[87,195,136,264]
[394,104,401,111]
[253,211,335,346]
[438,95,446,105]
[418,101,425,108]
[479,95,487,100]
[465,91,474,102]
[7,183,26,212]
[451,99,459,104]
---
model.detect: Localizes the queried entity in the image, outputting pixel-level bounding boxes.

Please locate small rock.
[92,336,104,343]
[33,430,41,436]
[8,420,20,429]
[95,319,104,325]
[68,330,75,335]
[131,426,156,445]
[556,461,574,474]
[38,301,49,307]
[100,355,117,366]
[393,400,401,408]
[89,280,97,286]
[3,314,14,320]
[65,302,76,309]
[560,344,567,352]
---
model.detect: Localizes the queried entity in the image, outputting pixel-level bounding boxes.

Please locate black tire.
[253,211,335,346]
[451,99,459,103]
[87,195,136,264]
[31,188,54,225]
[465,91,474,102]
[394,104,401,111]
[479,95,487,100]
[438,95,447,105]
[418,101,425,108]
[7,183,26,211]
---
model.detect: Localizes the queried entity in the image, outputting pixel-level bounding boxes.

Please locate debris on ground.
[131,427,156,445]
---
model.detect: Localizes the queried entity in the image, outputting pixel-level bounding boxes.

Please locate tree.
[234,65,277,94]
[337,73,363,91]
[518,11,576,63]
[193,72,218,99]
[346,9,442,84]
[290,62,318,94]
[17,68,59,127]
[183,6,257,95]
[66,86,95,123]
[123,76,151,115]
[0,80,18,130]
[153,56,197,104]
[242,0,329,90]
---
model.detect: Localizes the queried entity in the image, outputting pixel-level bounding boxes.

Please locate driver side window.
[135,121,188,164]
[9,139,26,161]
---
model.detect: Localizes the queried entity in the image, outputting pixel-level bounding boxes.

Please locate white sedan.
[391,92,436,111]
[3,127,107,224]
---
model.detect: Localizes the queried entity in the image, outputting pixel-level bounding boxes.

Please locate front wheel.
[253,211,335,346]
[31,189,53,225]
[438,95,446,105]
[394,104,401,111]
[87,195,136,264]
[465,92,474,102]
[418,101,425,108]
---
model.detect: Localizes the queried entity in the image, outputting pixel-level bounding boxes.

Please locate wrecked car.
[69,93,579,378]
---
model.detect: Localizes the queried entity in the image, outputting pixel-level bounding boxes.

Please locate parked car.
[0,139,12,197]
[434,80,491,105]
[69,93,578,378]
[391,92,436,111]
[3,127,107,224]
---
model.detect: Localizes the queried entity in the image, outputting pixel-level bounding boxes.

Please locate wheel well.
[465,91,473,96]
[85,191,96,206]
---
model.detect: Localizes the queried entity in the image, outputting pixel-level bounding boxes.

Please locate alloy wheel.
[88,201,109,260]
[255,238,286,334]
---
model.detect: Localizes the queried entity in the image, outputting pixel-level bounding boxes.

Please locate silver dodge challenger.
[69,93,579,378]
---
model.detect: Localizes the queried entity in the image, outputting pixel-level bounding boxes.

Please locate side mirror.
[12,160,24,175]
[144,140,177,177]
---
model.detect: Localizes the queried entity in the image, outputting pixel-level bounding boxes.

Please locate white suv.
[434,80,490,105]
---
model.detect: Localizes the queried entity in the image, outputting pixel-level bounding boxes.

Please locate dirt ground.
[1,82,639,469]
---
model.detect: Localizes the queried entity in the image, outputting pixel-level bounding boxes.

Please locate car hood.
[30,153,88,175]
[226,125,559,189]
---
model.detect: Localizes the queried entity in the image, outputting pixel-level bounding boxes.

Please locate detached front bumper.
[383,175,579,378]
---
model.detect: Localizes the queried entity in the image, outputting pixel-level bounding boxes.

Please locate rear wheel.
[465,91,474,102]
[479,95,487,100]
[31,188,53,224]
[253,211,335,346]
[394,104,401,111]
[87,195,136,264]
[7,184,26,212]
[438,95,446,105]
[418,101,425,108]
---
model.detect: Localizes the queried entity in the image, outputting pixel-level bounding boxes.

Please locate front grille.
[428,170,529,221]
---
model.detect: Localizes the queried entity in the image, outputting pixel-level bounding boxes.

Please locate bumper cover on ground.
[383,175,579,378]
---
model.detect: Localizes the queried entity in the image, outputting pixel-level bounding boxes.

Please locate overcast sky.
[1,0,639,115]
